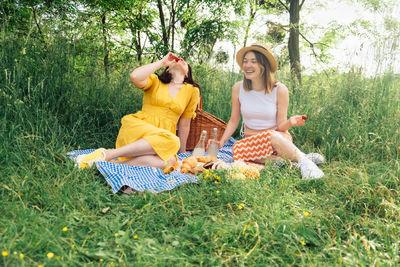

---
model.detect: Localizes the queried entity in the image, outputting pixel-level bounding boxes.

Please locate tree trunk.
[156,0,169,52]
[288,0,301,84]
[243,5,256,47]
[101,12,109,79]
[170,0,176,51]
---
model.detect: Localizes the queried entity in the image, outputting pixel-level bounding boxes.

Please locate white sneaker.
[298,157,324,180]
[305,153,324,165]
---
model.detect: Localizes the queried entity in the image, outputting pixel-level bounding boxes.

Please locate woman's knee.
[270,131,284,146]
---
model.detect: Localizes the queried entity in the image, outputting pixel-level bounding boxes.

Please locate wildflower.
[20,253,24,259]
[24,175,28,179]
[99,258,104,262]
[304,211,310,217]
[116,244,119,248]
[302,115,307,120]
[301,241,306,246]
[2,251,8,257]
[133,235,138,239]
[216,190,220,194]
[214,180,219,184]
[238,203,244,210]
[47,252,54,258]
[339,257,343,263]
[13,251,17,254]
[114,233,118,237]
[38,265,44,267]
[71,244,75,248]
[62,227,68,232]
[166,247,169,252]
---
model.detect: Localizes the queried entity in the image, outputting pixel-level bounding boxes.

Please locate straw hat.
[236,42,277,73]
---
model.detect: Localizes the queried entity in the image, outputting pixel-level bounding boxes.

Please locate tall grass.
[1,24,400,266]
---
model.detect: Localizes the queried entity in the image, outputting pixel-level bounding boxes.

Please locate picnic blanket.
[67,138,236,193]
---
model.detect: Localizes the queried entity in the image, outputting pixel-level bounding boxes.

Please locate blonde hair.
[243,50,277,94]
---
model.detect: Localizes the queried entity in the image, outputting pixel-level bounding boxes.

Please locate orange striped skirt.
[232,130,292,162]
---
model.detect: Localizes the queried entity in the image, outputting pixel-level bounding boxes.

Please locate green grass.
[1,30,400,266]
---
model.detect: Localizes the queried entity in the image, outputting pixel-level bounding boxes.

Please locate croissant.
[182,156,198,168]
[197,156,217,163]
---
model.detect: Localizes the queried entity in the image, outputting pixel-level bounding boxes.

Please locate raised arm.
[218,82,241,148]
[276,83,305,132]
[130,52,177,88]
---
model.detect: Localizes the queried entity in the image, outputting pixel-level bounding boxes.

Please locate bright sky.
[216,0,400,76]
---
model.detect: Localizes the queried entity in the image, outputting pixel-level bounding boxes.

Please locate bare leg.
[118,155,170,169]
[104,138,157,161]
[269,131,305,162]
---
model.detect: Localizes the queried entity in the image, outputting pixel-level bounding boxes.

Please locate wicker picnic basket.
[185,97,227,150]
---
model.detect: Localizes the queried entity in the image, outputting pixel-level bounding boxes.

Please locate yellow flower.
[339,257,343,263]
[62,227,68,232]
[304,211,310,217]
[114,233,118,237]
[238,203,244,210]
[99,258,104,262]
[20,253,24,259]
[214,180,219,184]
[24,175,28,179]
[133,235,138,239]
[301,241,306,246]
[71,244,75,248]
[38,265,44,267]
[2,251,8,257]
[13,251,17,255]
[47,252,54,258]
[116,244,119,248]
[166,247,169,252]
[216,190,220,194]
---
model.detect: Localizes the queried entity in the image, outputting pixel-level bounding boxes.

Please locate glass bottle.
[192,130,207,157]
[207,128,219,158]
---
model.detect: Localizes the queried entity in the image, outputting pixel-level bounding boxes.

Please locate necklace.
[171,80,184,85]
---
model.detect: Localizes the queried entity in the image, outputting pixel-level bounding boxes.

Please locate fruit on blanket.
[302,115,307,120]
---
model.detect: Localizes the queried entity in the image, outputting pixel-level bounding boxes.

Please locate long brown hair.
[243,50,277,94]
[157,64,201,90]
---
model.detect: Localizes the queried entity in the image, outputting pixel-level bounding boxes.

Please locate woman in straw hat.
[217,42,324,179]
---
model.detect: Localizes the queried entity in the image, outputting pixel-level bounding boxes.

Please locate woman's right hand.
[160,52,179,68]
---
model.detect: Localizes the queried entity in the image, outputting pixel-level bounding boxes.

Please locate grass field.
[1,33,400,266]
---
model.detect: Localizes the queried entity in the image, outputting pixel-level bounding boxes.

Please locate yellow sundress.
[115,74,200,161]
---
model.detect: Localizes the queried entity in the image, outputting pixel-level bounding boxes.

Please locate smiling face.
[242,51,264,81]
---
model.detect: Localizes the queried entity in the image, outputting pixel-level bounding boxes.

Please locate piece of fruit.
[302,115,307,120]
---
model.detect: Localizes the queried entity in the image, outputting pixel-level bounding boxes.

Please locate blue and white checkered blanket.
[67,138,236,193]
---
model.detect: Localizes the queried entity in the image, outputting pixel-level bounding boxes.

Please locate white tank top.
[239,82,278,131]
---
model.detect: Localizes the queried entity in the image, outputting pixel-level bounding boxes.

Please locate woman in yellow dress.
[75,52,200,172]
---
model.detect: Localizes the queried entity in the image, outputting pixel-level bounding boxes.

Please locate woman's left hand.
[289,115,306,127]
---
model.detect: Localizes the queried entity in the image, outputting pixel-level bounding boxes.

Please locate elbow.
[130,71,137,84]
